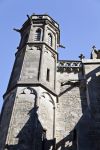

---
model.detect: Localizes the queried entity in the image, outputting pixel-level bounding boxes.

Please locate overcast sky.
[0,0,100,110]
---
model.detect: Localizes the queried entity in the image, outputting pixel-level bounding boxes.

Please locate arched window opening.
[34,29,41,41]
[48,33,52,47]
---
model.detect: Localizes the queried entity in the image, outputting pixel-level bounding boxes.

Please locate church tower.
[0,14,60,150]
[1,13,100,150]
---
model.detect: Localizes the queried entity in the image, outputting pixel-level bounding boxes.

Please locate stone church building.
[0,14,100,150]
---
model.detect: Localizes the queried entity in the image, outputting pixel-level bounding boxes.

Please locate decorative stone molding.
[39,92,55,139]
[19,87,38,105]
[40,92,55,107]
[57,61,82,73]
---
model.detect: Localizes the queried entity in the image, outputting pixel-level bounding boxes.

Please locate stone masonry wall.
[19,45,41,83]
[56,70,87,149]
[0,89,17,150]
[3,86,56,150]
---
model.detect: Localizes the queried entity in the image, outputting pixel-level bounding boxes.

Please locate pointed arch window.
[34,28,41,41]
[48,33,52,47]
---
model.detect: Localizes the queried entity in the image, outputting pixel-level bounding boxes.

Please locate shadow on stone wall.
[4,66,100,150]
[5,101,55,150]
[56,129,77,150]
[56,79,81,149]
[78,66,100,150]
[56,66,100,150]
[86,66,100,120]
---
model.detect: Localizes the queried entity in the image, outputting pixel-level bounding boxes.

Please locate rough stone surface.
[0,14,100,150]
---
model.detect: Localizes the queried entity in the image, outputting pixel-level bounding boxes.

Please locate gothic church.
[0,14,100,150]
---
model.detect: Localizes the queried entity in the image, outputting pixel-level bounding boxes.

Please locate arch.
[41,92,55,107]
[48,33,53,47]
[20,87,37,106]
[34,28,41,41]
[40,92,55,139]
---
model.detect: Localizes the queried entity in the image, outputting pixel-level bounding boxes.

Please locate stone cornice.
[3,83,57,99]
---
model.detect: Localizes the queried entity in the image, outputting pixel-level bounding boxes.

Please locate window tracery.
[48,33,53,47]
[34,28,41,41]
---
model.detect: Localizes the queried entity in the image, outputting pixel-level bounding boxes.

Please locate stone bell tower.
[0,14,60,150]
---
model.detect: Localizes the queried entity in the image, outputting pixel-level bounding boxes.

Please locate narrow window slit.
[46,69,50,81]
